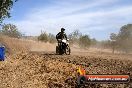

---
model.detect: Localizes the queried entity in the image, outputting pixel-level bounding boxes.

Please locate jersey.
[56,32,67,40]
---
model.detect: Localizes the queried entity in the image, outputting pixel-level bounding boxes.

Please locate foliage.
[109,33,118,53]
[99,40,111,49]
[38,32,48,42]
[0,23,22,38]
[68,30,93,48]
[90,38,97,46]
[0,0,17,24]
[110,33,117,41]
[48,33,56,43]
[109,24,132,53]
[79,35,91,48]
[69,30,82,39]
[37,30,95,49]
[117,24,132,53]
[68,30,82,44]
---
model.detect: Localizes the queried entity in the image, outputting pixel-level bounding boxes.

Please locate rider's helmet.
[61,28,65,32]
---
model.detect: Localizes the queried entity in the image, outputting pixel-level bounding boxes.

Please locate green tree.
[109,24,132,53]
[68,30,82,44]
[1,23,22,38]
[79,35,91,48]
[110,33,117,41]
[117,24,132,53]
[91,38,97,46]
[118,24,132,39]
[0,0,17,24]
[38,32,48,42]
[110,33,117,53]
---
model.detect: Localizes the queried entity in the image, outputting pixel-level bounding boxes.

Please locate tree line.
[0,23,22,38]
[0,23,95,48]
[37,30,97,49]
[109,24,132,53]
[1,23,132,54]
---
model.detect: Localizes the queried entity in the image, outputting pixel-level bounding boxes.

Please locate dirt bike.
[56,39,71,55]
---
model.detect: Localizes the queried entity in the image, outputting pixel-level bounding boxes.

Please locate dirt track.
[0,36,132,88]
[0,50,132,88]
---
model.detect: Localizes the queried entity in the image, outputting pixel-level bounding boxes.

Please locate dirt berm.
[0,51,132,88]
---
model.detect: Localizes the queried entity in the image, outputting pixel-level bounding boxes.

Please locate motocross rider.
[56,28,68,47]
[56,28,67,41]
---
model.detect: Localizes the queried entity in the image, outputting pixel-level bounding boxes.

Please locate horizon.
[3,0,132,40]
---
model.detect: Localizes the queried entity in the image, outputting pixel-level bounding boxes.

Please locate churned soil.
[0,51,132,88]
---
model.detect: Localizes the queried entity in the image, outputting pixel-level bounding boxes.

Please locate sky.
[4,0,132,40]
